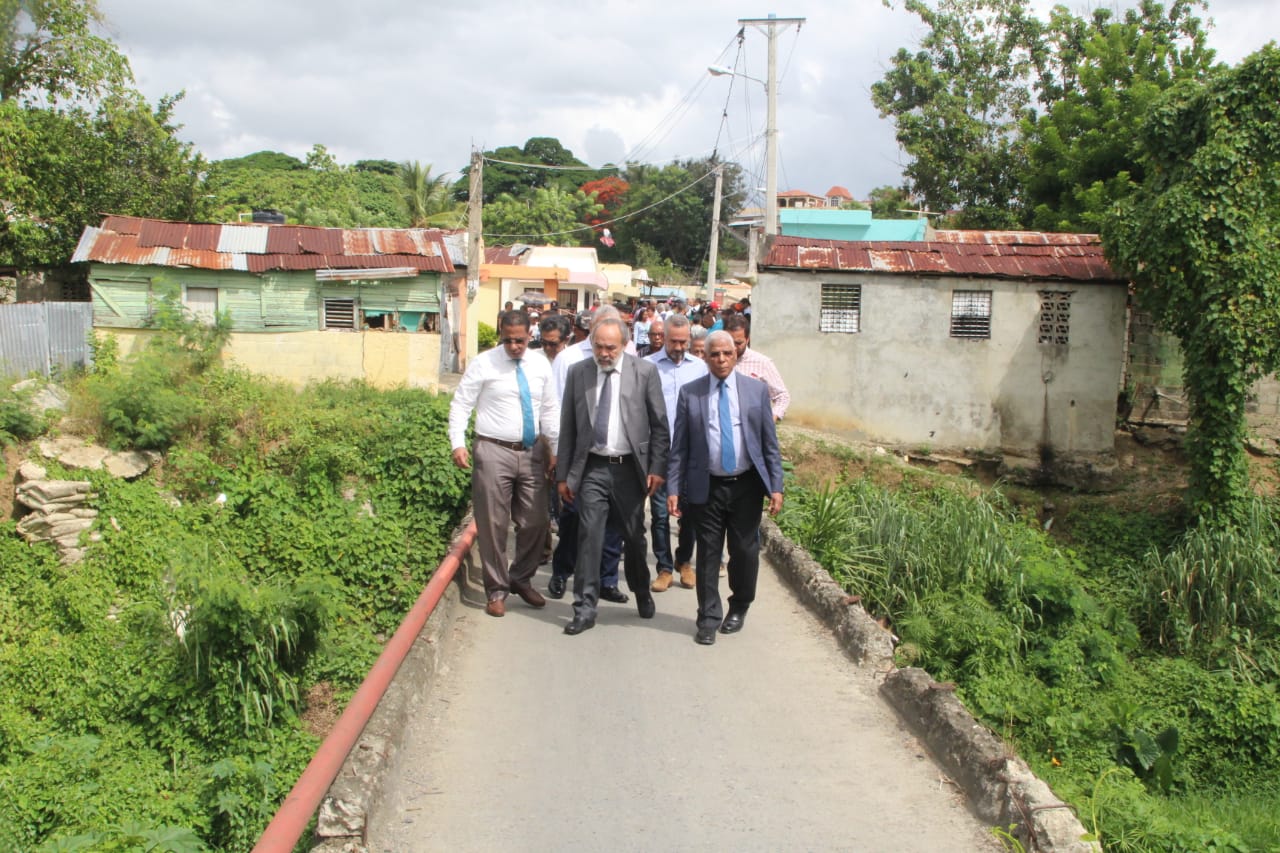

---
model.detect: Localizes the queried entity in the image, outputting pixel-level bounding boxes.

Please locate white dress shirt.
[591,357,627,456]
[552,336,639,400]
[448,345,559,453]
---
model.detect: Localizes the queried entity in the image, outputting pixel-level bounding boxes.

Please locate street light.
[708,63,778,237]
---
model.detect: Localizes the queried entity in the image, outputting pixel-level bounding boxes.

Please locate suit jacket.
[667,372,784,505]
[556,354,670,492]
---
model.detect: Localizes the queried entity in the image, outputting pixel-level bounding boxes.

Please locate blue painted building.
[779,208,929,242]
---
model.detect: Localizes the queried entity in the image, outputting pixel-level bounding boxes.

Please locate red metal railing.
[252,520,477,852]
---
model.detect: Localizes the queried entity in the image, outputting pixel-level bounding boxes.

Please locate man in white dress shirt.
[449,311,559,617]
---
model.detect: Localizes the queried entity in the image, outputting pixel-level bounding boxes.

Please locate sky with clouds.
[99,0,1275,209]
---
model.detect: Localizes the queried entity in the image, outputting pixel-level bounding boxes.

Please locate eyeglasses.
[500,337,529,345]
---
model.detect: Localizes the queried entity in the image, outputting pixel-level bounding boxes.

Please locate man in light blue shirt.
[645,314,708,592]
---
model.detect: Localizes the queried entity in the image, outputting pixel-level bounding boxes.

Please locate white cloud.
[98,0,1276,201]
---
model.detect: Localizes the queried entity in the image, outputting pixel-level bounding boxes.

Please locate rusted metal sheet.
[371,229,416,255]
[406,230,441,257]
[762,234,1120,282]
[186,224,221,252]
[299,227,343,255]
[168,249,232,269]
[101,215,144,235]
[70,227,102,264]
[343,229,375,255]
[247,254,324,273]
[84,233,171,266]
[266,226,304,254]
[75,216,456,275]
[138,219,192,248]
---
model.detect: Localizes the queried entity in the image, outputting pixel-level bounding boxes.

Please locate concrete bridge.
[260,520,1092,853]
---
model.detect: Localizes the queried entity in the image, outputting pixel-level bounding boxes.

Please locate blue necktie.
[719,379,736,472]
[515,359,535,448]
[593,370,613,448]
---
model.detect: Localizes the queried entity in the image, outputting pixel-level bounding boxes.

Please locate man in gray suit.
[556,316,669,635]
[667,330,784,645]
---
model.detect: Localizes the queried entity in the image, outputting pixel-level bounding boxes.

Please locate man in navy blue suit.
[667,330,784,645]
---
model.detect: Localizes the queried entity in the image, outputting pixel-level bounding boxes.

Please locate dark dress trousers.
[668,373,784,631]
[556,354,669,620]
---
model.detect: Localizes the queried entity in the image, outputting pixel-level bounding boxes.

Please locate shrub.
[477,321,497,351]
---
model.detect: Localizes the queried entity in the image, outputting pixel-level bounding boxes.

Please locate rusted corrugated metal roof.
[100,215,144,235]
[761,232,1122,282]
[71,216,457,275]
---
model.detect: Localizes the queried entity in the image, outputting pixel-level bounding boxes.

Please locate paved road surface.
[368,554,998,852]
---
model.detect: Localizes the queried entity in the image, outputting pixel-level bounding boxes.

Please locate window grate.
[819,283,861,333]
[950,290,991,339]
[324,298,356,330]
[1038,290,1072,345]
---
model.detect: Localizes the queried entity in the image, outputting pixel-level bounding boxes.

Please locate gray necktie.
[593,370,613,448]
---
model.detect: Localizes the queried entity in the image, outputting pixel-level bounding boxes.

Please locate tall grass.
[780,479,1028,626]
[1139,497,1280,681]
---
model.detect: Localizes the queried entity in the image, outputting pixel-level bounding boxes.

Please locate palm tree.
[398,161,456,227]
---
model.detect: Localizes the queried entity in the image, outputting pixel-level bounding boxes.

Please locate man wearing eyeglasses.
[449,311,560,617]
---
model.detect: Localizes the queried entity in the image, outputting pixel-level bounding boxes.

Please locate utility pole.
[706,164,723,292]
[738,14,805,238]
[463,149,483,368]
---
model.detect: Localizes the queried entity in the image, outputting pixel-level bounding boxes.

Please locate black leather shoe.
[564,615,596,635]
[695,626,716,645]
[599,586,629,604]
[720,611,747,634]
[547,574,567,599]
[636,593,655,619]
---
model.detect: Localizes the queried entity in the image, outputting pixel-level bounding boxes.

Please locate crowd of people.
[450,295,789,644]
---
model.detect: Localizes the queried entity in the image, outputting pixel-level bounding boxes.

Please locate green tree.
[203,147,406,228]
[1,0,130,103]
[613,157,744,271]
[867,185,916,219]
[482,185,602,247]
[871,0,1043,228]
[398,160,456,227]
[1022,1,1217,232]
[1103,45,1280,521]
[1,92,204,267]
[0,1,205,268]
[457,137,596,204]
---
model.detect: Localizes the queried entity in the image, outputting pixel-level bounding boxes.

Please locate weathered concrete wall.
[754,271,1127,457]
[100,329,443,391]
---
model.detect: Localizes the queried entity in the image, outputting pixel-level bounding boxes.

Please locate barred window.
[323,298,357,330]
[950,290,991,339]
[819,283,861,333]
[1038,290,1073,345]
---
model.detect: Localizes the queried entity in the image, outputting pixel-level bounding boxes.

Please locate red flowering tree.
[579,176,629,227]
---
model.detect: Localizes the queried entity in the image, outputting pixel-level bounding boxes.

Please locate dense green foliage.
[779,476,1280,851]
[202,144,407,228]
[872,0,1218,230]
[1,1,205,268]
[1103,45,1280,522]
[0,311,470,849]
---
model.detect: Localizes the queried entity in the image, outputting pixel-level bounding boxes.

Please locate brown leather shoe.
[677,563,696,588]
[650,571,674,592]
[510,580,546,608]
[485,598,506,617]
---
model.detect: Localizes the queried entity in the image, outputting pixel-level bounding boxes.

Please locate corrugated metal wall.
[0,302,93,380]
